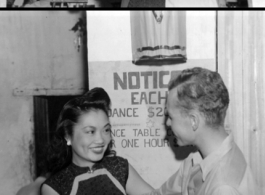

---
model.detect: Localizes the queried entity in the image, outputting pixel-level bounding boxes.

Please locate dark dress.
[42,156,128,195]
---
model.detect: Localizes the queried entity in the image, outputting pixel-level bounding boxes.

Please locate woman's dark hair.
[43,87,115,175]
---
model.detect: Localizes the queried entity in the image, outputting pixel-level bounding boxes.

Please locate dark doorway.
[33,95,80,176]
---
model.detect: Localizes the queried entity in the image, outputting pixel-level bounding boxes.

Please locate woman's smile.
[90,145,105,153]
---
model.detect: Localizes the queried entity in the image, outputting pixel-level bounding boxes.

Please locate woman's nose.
[94,131,104,143]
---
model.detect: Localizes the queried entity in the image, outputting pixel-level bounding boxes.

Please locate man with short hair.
[147,67,257,195]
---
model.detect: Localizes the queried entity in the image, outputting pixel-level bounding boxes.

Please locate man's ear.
[189,111,200,131]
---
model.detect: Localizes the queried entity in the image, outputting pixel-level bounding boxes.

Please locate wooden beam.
[13,88,87,96]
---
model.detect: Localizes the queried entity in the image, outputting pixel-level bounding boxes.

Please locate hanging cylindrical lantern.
[130,11,187,65]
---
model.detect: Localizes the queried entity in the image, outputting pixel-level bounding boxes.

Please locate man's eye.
[86,130,94,134]
[164,109,169,117]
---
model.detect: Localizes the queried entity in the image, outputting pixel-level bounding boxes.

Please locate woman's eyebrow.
[82,125,95,130]
[104,123,111,128]
[82,123,111,130]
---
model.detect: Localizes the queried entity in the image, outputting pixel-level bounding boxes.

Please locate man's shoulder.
[208,143,247,188]
[220,142,247,173]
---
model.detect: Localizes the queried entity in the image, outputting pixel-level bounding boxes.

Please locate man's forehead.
[166,88,178,111]
[168,87,179,102]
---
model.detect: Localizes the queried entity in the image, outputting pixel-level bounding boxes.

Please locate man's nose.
[166,118,171,127]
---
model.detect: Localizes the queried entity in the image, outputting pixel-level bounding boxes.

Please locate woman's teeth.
[91,146,104,153]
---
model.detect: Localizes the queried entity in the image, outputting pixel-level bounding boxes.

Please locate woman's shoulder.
[101,155,129,188]
[104,155,127,160]
[103,155,128,165]
[45,166,69,180]
[42,166,73,194]
[101,155,129,175]
[42,171,63,189]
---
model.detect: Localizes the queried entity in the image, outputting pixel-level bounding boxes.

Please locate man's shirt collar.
[192,133,234,181]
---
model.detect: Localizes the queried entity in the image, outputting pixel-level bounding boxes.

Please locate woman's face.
[70,109,111,168]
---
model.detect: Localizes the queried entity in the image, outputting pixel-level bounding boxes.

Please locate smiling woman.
[68,109,112,168]
[40,87,154,195]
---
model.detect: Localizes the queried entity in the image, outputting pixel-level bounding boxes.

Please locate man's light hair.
[168,67,229,127]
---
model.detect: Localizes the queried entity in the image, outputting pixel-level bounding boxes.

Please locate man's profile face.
[166,87,194,146]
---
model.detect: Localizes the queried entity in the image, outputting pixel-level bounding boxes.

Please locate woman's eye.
[104,128,111,134]
[86,130,94,134]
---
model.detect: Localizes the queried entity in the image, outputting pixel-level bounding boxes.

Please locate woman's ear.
[65,136,71,146]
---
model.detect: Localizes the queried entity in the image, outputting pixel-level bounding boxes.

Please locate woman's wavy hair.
[168,67,229,128]
[43,87,115,175]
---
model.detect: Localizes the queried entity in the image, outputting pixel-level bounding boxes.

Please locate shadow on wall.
[67,11,88,89]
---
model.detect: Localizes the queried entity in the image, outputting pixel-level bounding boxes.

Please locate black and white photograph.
[6,0,254,8]
[0,11,264,195]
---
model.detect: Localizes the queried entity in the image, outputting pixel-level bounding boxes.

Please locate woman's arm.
[41,184,60,195]
[126,163,154,195]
